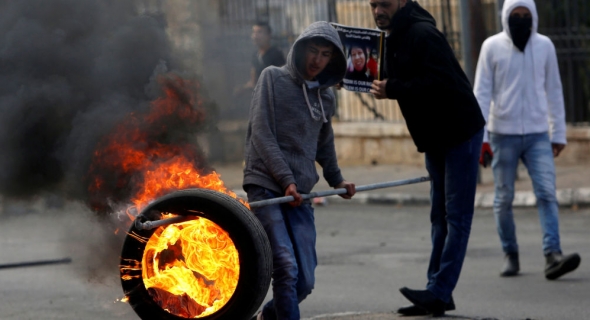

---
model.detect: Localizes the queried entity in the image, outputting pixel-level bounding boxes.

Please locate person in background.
[237,21,286,93]
[473,0,580,280]
[366,48,380,79]
[369,0,485,316]
[230,22,285,119]
[244,21,356,320]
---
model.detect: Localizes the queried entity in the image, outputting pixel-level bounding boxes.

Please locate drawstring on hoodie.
[302,83,328,123]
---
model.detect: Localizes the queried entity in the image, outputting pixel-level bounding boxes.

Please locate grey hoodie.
[243,21,347,195]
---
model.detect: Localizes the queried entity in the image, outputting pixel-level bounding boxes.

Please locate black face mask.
[508,16,532,52]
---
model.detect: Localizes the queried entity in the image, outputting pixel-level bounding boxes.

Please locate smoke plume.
[0,0,174,201]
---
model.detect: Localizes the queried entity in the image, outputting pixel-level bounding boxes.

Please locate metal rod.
[0,258,72,270]
[134,176,430,231]
[135,215,194,231]
[249,176,430,208]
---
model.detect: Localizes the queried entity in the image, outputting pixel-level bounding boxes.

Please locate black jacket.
[384,1,485,153]
[252,46,286,80]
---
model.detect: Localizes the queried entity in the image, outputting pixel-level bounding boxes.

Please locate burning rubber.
[121,176,429,320]
[120,188,272,320]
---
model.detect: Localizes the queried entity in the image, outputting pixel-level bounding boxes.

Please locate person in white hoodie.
[474,0,580,280]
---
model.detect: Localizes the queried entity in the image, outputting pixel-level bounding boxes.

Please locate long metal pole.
[249,176,430,208]
[135,176,430,231]
[134,215,194,231]
[0,258,72,270]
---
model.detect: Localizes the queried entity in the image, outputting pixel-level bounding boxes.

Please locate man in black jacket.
[369,0,485,316]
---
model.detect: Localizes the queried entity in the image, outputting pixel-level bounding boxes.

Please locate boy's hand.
[285,184,303,207]
[335,181,356,199]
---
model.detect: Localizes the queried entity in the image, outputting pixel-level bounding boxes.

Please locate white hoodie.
[473,0,566,144]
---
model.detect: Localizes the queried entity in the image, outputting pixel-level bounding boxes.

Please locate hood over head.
[286,21,346,89]
[389,1,437,38]
[502,0,538,39]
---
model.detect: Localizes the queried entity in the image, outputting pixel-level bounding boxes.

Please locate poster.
[331,23,385,93]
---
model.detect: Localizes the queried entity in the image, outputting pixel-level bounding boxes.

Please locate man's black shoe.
[397,304,428,316]
[500,252,520,277]
[545,252,581,280]
[399,287,446,317]
[397,296,455,316]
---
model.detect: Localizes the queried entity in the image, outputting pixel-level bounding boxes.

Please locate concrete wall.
[332,122,590,166]
[209,120,590,166]
[557,126,590,165]
[332,122,424,165]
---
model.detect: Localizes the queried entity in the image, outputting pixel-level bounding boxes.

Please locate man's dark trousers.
[424,128,483,302]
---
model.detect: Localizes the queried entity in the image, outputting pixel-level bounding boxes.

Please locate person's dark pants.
[424,128,483,303]
[247,186,316,320]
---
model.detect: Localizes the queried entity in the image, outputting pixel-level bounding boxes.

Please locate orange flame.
[131,157,244,212]
[91,74,245,317]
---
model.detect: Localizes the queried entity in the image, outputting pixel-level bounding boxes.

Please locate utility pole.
[459,0,473,83]
[461,0,488,184]
[327,0,338,23]
[459,0,487,84]
[496,0,505,32]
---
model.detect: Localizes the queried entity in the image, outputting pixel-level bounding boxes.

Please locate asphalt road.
[0,200,588,320]
[303,204,589,320]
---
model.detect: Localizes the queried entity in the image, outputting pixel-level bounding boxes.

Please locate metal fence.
[216,0,465,122]
[537,0,590,123]
[214,0,589,124]
[331,0,463,122]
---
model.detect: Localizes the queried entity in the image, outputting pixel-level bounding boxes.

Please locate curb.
[234,188,590,208]
[302,313,502,320]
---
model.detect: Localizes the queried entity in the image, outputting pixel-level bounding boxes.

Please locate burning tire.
[120,188,272,320]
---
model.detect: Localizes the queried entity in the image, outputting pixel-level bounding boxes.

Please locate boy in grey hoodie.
[244,21,356,320]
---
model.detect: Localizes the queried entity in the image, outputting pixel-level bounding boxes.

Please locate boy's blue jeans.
[247,185,316,320]
[489,132,561,255]
[424,128,482,303]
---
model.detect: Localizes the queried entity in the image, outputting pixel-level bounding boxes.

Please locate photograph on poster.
[331,23,385,93]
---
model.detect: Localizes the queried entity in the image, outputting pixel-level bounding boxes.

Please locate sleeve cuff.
[279,176,297,191]
[551,136,567,145]
[550,129,567,145]
[327,175,344,188]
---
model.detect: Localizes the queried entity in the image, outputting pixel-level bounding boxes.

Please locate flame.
[132,159,245,212]
[88,73,249,212]
[115,296,129,303]
[90,74,245,317]
[142,218,239,317]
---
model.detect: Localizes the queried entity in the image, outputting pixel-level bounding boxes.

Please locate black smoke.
[0,0,173,200]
